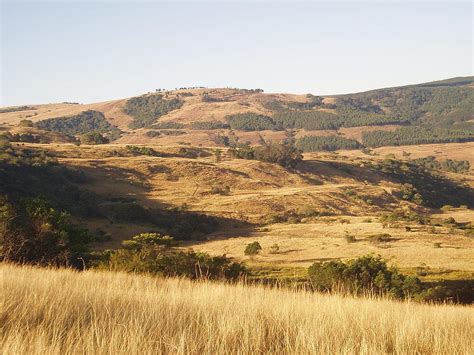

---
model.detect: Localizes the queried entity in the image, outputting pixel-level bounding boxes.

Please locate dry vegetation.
[4,142,472,279]
[2,263,473,354]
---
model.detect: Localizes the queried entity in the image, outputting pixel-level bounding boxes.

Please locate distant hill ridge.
[1,76,472,149]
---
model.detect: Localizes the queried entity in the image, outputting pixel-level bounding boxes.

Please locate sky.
[1,1,473,106]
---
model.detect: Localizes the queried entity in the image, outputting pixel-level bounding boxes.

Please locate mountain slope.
[1,77,473,149]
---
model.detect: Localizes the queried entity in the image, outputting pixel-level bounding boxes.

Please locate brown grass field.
[2,263,473,354]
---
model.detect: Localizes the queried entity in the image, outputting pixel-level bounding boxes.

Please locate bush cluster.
[412,156,470,173]
[308,255,451,301]
[1,197,92,267]
[229,142,302,168]
[98,233,246,280]
[80,132,109,145]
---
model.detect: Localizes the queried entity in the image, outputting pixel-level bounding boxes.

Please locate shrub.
[244,241,262,256]
[229,143,302,168]
[125,145,161,156]
[367,233,393,243]
[210,185,230,195]
[98,234,246,280]
[344,235,357,243]
[80,132,109,145]
[254,143,302,168]
[308,255,423,299]
[146,130,161,138]
[212,134,231,147]
[0,197,92,267]
[18,119,34,127]
[122,233,177,249]
[160,130,185,136]
[269,243,280,254]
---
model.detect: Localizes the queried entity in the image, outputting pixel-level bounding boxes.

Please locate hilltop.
[1,77,472,149]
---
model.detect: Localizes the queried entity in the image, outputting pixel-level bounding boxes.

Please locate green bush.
[125,145,161,156]
[308,255,422,299]
[80,132,109,145]
[244,241,262,256]
[229,143,302,168]
[98,233,246,280]
[0,197,92,267]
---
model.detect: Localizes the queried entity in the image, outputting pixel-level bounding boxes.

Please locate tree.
[244,241,262,256]
[80,132,109,145]
[230,142,302,168]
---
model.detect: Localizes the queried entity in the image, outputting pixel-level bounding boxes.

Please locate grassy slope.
[2,263,473,354]
[6,142,473,280]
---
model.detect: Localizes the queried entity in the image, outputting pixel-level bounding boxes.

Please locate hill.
[1,78,473,304]
[1,140,473,290]
[2,263,473,354]
[1,77,472,149]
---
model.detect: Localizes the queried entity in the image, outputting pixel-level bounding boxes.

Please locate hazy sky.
[1,1,472,106]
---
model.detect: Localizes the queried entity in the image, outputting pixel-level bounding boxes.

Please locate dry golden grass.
[2,263,473,354]
[189,215,474,272]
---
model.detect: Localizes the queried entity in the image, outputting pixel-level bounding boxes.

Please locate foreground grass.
[1,264,473,354]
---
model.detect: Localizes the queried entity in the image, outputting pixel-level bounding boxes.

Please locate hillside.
[2,264,473,354]
[1,77,472,149]
[1,141,473,289]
